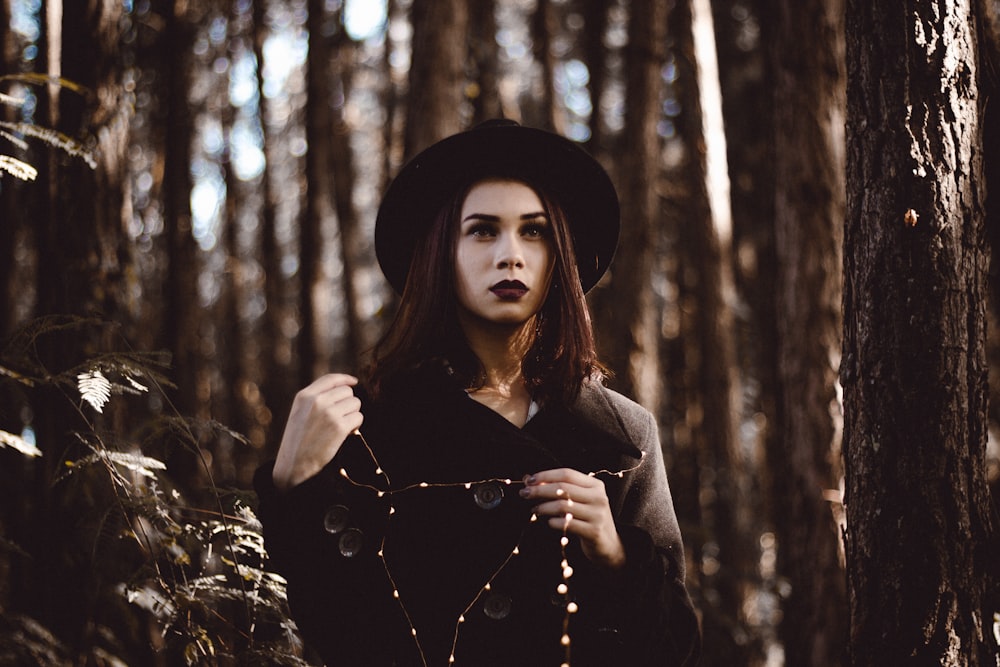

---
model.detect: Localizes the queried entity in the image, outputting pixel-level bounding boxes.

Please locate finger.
[315,384,361,409]
[520,480,602,505]
[525,467,587,484]
[301,373,359,396]
[532,497,604,525]
[524,468,603,491]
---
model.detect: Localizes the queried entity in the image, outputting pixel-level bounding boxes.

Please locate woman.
[255,120,700,666]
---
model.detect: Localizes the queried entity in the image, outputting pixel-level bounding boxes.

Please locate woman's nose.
[495,236,525,269]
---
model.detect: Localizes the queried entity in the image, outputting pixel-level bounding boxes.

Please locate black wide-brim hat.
[374,119,620,294]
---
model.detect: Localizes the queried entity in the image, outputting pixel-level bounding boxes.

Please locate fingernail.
[519,487,530,498]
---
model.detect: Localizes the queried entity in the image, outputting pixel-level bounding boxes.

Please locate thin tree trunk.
[769,0,848,664]
[328,19,364,370]
[160,0,201,420]
[252,0,291,446]
[670,0,761,662]
[382,0,405,189]
[300,0,333,386]
[711,4,784,652]
[580,0,610,153]
[531,0,559,132]
[403,0,468,158]
[843,1,996,664]
[220,96,247,479]
[0,0,14,333]
[469,0,502,124]
[597,0,665,409]
[30,0,130,648]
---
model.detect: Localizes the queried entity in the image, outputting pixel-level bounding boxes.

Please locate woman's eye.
[522,223,548,238]
[468,224,495,238]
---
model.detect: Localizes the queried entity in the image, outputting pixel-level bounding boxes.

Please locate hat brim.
[375,122,620,294]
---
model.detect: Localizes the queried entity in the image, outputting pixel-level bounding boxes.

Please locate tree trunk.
[0,0,14,333]
[159,0,201,420]
[300,0,333,386]
[469,0,502,124]
[769,0,849,664]
[982,0,1000,510]
[252,0,291,447]
[843,1,996,664]
[596,0,665,409]
[27,0,131,648]
[220,95,247,480]
[580,0,609,153]
[531,0,560,132]
[403,0,468,158]
[328,23,365,371]
[670,0,761,662]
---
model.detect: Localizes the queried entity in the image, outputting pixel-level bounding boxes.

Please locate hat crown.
[375,121,620,294]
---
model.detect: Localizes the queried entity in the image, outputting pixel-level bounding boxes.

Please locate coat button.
[323,505,350,534]
[482,592,512,620]
[473,481,503,510]
[338,528,364,557]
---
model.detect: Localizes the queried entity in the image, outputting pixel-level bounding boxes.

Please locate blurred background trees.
[0,0,997,665]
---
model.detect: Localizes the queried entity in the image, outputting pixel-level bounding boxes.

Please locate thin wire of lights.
[340,429,645,667]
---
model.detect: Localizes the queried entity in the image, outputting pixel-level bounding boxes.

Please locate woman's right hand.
[271,374,364,491]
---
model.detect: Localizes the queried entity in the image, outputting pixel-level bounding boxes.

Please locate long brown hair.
[367,177,605,406]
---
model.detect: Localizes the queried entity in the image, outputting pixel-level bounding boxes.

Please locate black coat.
[255,369,700,666]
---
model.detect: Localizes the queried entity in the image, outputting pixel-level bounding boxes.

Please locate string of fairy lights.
[337,429,646,667]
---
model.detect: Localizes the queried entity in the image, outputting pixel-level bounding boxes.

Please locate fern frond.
[0,429,42,457]
[235,647,311,667]
[102,450,168,479]
[0,613,71,665]
[0,122,96,168]
[0,155,38,181]
[61,448,167,482]
[206,420,252,447]
[1,129,29,150]
[66,352,174,392]
[119,583,176,618]
[0,73,91,96]
[78,369,112,412]
[0,364,39,387]
[0,91,25,108]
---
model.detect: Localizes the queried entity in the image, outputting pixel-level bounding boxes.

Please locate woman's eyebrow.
[461,213,500,223]
[461,212,548,223]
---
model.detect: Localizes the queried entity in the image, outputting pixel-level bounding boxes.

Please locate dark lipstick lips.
[490,280,528,299]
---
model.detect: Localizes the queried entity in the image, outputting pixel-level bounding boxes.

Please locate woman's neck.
[459,314,535,426]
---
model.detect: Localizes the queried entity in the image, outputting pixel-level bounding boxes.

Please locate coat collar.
[567,381,643,458]
[526,381,644,466]
[371,367,644,468]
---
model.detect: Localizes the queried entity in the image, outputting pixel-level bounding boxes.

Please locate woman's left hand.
[520,468,626,570]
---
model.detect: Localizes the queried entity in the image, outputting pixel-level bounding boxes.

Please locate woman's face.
[453,179,555,329]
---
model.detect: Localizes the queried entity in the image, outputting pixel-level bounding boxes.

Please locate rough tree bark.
[403,0,468,158]
[768,0,849,664]
[843,1,997,664]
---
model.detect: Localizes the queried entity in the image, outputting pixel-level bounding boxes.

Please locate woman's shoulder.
[573,380,658,452]
[588,382,653,418]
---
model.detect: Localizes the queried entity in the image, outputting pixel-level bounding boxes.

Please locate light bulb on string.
[339,428,643,666]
